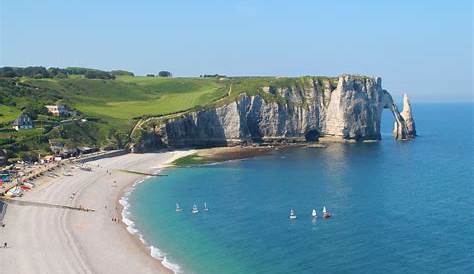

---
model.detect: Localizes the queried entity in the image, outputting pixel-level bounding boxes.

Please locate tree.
[0,66,51,78]
[48,67,69,78]
[23,66,50,78]
[158,71,172,77]
[111,70,134,77]
[0,67,16,77]
[84,70,115,79]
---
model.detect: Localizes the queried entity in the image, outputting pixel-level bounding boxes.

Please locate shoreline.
[116,151,196,274]
[0,144,324,274]
[114,146,282,273]
[1,150,194,274]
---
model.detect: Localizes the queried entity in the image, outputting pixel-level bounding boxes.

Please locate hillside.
[1,71,339,162]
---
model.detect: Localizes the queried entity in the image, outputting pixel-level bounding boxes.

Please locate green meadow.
[0,73,338,161]
[22,76,229,128]
[0,105,20,124]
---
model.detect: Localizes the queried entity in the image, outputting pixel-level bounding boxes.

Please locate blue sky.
[1,0,472,102]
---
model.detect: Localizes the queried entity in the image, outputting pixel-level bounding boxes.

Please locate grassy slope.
[23,76,228,129]
[0,105,20,123]
[0,74,344,160]
[0,76,230,159]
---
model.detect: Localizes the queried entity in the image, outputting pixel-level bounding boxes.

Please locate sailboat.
[322,206,331,218]
[175,203,183,212]
[312,209,318,218]
[192,204,199,214]
[289,209,297,219]
[203,202,209,211]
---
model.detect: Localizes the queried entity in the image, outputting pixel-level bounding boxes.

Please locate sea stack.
[401,94,416,138]
[131,75,419,150]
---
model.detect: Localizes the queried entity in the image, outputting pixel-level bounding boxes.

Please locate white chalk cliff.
[132,75,416,150]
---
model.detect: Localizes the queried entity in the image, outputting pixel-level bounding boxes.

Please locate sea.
[123,103,474,274]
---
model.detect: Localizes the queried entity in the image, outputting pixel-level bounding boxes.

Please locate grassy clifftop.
[21,76,229,128]
[0,73,341,162]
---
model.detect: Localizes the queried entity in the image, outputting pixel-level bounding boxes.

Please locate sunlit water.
[127,103,474,274]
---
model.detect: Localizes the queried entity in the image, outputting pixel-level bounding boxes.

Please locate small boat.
[312,209,317,218]
[289,209,297,219]
[192,204,199,214]
[175,203,183,212]
[203,202,209,211]
[322,206,331,218]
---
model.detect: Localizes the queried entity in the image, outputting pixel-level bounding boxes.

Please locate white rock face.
[135,75,416,149]
[324,75,388,140]
[400,94,416,137]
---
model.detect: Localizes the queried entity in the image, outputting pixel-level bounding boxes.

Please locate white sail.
[192,204,199,213]
[323,206,327,213]
[312,209,317,217]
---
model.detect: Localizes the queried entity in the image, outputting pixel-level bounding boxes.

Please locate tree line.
[0,66,137,79]
[0,66,176,79]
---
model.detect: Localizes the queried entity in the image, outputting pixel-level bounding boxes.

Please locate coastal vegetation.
[0,66,342,163]
[172,153,206,166]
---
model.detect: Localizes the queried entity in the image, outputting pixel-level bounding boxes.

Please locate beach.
[0,150,194,274]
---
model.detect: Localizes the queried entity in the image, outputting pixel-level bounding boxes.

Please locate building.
[41,155,54,164]
[78,146,98,155]
[45,105,66,116]
[12,114,33,131]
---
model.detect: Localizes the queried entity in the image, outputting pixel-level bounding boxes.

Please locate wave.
[151,245,182,273]
[120,177,183,274]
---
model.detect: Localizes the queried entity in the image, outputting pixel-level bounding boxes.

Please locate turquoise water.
[128,103,474,274]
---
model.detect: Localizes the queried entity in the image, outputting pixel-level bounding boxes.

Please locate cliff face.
[132,75,415,150]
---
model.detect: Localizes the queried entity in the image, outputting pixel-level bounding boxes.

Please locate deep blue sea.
[127,103,474,274]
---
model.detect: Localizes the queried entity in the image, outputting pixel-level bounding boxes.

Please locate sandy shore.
[0,150,194,274]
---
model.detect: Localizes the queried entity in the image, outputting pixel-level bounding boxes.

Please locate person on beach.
[3,242,7,248]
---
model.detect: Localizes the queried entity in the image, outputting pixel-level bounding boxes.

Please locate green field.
[0,75,231,160]
[22,76,229,128]
[0,72,340,161]
[0,105,20,124]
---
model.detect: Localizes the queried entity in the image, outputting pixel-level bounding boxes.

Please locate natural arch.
[381,90,415,140]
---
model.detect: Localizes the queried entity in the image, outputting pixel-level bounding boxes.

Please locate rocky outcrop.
[400,94,416,137]
[132,75,415,150]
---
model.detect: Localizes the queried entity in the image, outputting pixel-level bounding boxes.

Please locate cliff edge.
[130,75,415,151]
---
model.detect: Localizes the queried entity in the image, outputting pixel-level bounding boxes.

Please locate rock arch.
[381,91,416,140]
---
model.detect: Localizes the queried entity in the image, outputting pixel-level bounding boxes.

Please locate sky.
[0,0,472,102]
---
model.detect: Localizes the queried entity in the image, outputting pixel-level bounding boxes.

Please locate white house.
[45,105,66,116]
